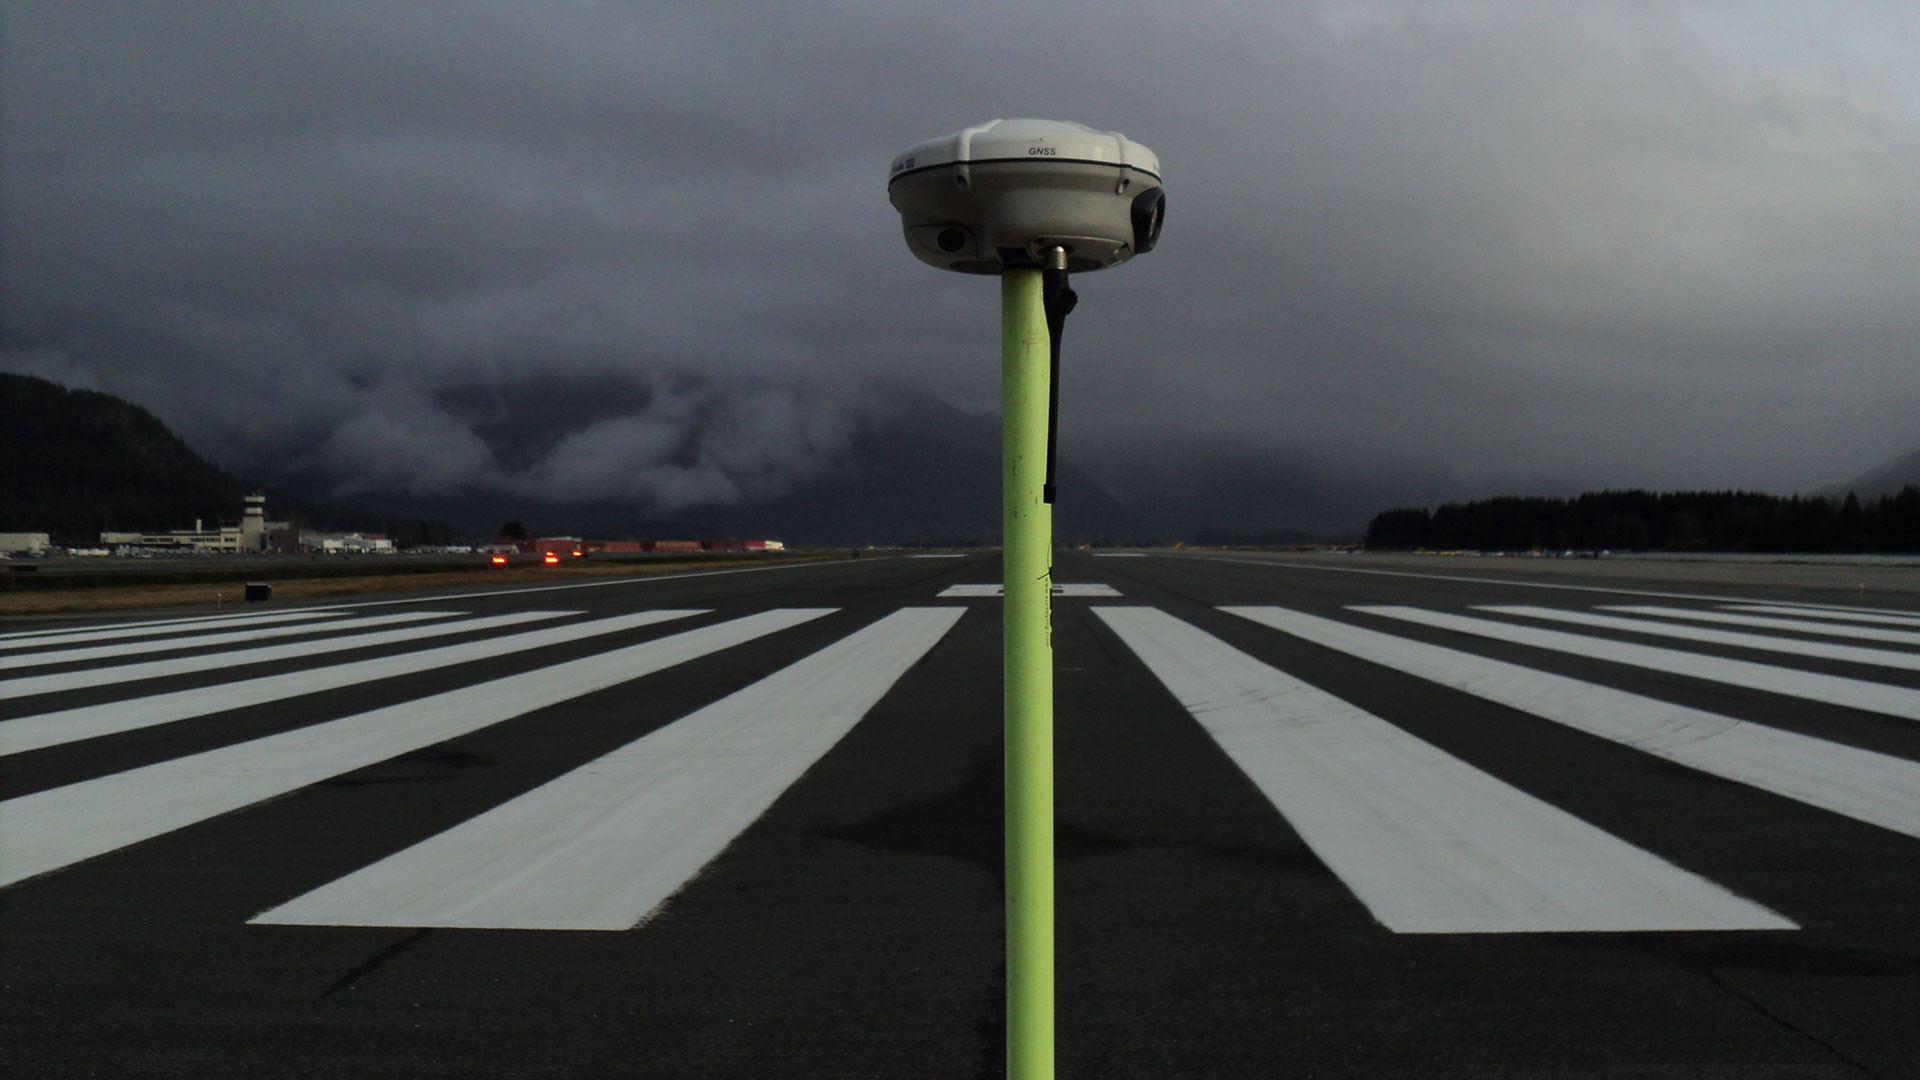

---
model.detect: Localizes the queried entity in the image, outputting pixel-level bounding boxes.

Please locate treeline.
[1366,487,1920,553]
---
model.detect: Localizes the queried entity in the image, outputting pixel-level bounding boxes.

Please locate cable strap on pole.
[1040,253,1077,505]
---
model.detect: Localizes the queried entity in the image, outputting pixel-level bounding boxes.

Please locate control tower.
[240,492,267,552]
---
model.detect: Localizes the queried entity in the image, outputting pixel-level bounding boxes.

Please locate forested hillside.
[1366,488,1920,553]
[0,373,415,543]
[0,373,252,538]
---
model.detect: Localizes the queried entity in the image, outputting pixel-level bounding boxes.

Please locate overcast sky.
[5,1,1917,514]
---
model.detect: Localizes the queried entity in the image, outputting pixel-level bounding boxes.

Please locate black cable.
[1040,264,1076,504]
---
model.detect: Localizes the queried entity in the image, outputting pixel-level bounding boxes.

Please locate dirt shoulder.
[0,553,848,617]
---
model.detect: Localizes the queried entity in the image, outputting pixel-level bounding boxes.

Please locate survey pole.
[1001,267,1054,1080]
[890,117,1162,1080]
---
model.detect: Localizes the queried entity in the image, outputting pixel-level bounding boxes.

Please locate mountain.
[266,373,1509,545]
[305,392,1153,546]
[1,373,258,538]
[9,367,1486,547]
[1831,445,1920,500]
[676,401,1149,546]
[0,373,400,541]
[1093,441,1547,542]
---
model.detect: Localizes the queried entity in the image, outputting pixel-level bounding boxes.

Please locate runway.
[3,551,1917,1077]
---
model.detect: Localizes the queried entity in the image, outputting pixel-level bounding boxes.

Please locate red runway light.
[490,554,508,566]
[543,551,560,564]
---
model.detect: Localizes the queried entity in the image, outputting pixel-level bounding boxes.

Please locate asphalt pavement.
[3,551,1917,1078]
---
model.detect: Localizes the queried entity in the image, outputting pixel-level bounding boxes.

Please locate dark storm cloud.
[4,1,1917,515]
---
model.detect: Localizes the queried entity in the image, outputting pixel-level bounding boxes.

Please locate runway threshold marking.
[0,610,698,757]
[0,611,571,702]
[254,608,964,931]
[0,611,454,671]
[1600,605,1920,646]
[1227,606,1920,841]
[1476,605,1920,672]
[1726,605,1920,630]
[937,583,1121,597]
[1097,607,1792,933]
[0,609,833,890]
[1353,606,1920,722]
[0,609,344,650]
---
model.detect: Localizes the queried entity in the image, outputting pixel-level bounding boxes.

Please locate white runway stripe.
[253,608,963,931]
[1227,606,1920,841]
[1097,607,1791,934]
[1354,606,1920,721]
[1476,605,1920,672]
[0,609,343,649]
[1599,605,1920,646]
[0,611,454,671]
[1184,553,1800,606]
[0,609,832,889]
[937,583,1121,597]
[0,610,697,757]
[1,611,567,701]
[1726,605,1920,630]
[1732,599,1920,615]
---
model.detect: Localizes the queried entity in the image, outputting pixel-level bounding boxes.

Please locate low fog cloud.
[5,1,1917,514]
[503,379,880,511]
[288,371,885,513]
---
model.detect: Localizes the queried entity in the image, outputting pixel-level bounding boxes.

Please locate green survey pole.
[1001,267,1054,1080]
[890,115,1162,1080]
